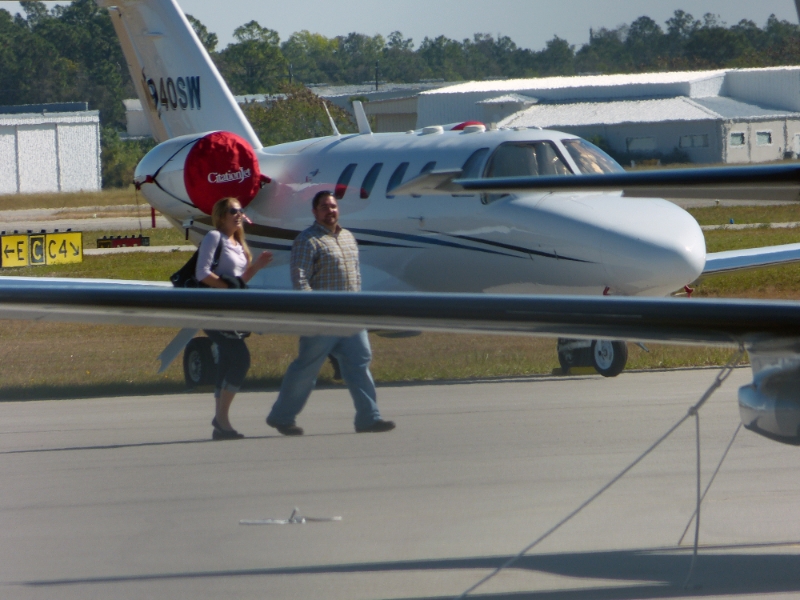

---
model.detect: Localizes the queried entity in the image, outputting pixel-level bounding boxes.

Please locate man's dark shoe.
[266,418,304,436]
[355,419,396,433]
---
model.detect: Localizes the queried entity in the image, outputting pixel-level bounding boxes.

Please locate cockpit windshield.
[561,139,624,174]
[484,141,572,178]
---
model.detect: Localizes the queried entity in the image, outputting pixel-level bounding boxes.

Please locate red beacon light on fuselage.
[451,121,486,131]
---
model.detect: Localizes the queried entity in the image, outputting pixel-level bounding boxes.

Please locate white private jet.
[4,0,800,447]
[103,0,800,378]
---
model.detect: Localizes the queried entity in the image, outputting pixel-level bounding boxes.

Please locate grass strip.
[688,204,800,226]
[0,321,738,401]
[1,252,187,280]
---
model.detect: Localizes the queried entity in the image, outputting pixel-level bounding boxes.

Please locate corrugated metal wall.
[725,68,800,113]
[0,112,101,195]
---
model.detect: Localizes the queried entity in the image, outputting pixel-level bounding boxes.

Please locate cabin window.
[408,162,439,197]
[451,149,489,199]
[757,131,772,146]
[386,162,409,198]
[730,132,745,147]
[461,148,489,178]
[561,138,624,174]
[419,161,437,175]
[679,134,709,148]
[360,163,383,199]
[334,163,357,199]
[484,141,571,178]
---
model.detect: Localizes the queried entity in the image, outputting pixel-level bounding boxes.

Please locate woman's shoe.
[211,417,244,440]
[212,428,244,440]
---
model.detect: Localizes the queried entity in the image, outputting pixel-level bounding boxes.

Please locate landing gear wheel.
[591,340,628,378]
[183,337,217,388]
[558,349,576,373]
[557,338,592,373]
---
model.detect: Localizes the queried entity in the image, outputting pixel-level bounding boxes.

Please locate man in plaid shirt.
[267,191,396,435]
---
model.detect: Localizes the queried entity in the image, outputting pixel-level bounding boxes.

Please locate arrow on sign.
[3,246,13,259]
[70,242,80,256]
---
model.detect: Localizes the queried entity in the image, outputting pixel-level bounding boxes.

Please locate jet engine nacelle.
[739,363,800,445]
[134,130,268,219]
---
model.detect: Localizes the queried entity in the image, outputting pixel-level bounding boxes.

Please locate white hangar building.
[0,103,101,195]
[405,67,800,164]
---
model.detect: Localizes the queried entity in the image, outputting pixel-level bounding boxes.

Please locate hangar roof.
[309,82,453,99]
[691,96,799,119]
[476,93,538,105]
[0,111,99,126]
[422,70,728,96]
[498,96,800,129]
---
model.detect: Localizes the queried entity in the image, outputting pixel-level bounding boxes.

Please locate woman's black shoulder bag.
[170,237,224,288]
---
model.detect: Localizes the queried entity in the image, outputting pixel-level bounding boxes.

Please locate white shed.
[0,110,101,194]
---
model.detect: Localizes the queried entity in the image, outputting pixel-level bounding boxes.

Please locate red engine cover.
[183,131,262,214]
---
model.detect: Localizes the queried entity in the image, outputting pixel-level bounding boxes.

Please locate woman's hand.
[253,251,273,270]
[241,251,273,284]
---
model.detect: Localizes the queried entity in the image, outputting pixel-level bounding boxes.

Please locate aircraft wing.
[0,275,173,287]
[441,163,800,201]
[2,279,800,349]
[391,169,464,196]
[704,243,800,275]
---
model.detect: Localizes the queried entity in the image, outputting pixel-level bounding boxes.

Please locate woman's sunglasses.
[228,208,243,215]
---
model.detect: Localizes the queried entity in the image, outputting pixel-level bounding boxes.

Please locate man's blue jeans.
[268,330,382,430]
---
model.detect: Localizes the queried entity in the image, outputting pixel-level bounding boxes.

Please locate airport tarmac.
[1,368,799,600]
[0,205,172,233]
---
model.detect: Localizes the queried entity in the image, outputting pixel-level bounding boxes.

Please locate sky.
[2,0,799,51]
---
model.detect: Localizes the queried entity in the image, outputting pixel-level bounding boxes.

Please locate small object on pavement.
[239,507,343,525]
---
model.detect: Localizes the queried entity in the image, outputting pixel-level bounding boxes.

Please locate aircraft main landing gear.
[183,337,218,387]
[557,338,591,373]
[557,338,628,377]
[590,339,628,377]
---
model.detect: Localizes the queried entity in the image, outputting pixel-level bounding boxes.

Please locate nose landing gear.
[557,338,628,377]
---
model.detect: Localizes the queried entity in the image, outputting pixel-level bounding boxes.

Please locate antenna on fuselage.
[323,102,341,137]
[352,101,373,135]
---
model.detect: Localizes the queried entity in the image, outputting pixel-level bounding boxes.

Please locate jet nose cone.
[603,198,706,296]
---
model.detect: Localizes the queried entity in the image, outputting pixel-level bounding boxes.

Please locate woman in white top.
[196,197,272,440]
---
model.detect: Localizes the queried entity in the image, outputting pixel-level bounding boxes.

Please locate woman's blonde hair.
[211,197,252,264]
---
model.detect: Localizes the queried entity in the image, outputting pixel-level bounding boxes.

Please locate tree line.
[2,1,800,186]
[192,10,800,92]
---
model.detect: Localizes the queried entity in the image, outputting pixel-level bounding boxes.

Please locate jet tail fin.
[98,0,261,148]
